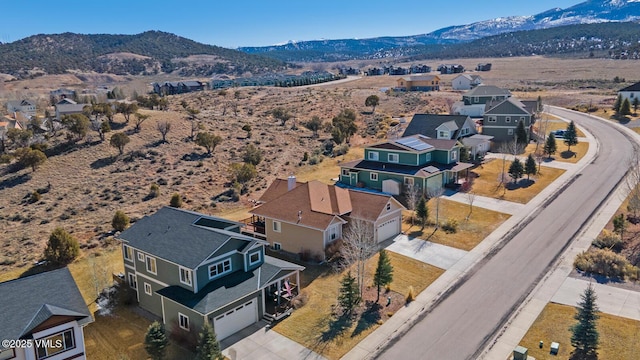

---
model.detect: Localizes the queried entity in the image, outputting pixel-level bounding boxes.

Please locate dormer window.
[249,251,261,266]
[368,151,379,161]
[209,259,231,279]
[388,153,399,163]
[438,131,448,139]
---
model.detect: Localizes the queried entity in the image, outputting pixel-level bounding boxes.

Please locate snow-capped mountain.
[239,0,640,61]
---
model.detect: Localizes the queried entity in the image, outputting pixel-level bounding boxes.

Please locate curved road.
[378,107,634,360]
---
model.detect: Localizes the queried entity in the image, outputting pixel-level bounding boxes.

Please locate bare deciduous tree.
[625,152,640,220]
[465,190,476,221]
[428,187,445,229]
[340,218,377,297]
[404,184,421,226]
[156,121,171,142]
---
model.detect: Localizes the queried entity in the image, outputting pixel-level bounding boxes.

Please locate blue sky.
[1,0,582,48]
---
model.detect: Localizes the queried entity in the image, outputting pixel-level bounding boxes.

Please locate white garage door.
[377,218,399,242]
[213,299,257,340]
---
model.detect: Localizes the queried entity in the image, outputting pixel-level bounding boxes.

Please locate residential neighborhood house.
[482,97,534,142]
[246,177,404,261]
[152,81,206,96]
[437,64,464,74]
[402,114,492,160]
[452,85,512,117]
[618,81,640,104]
[395,75,441,92]
[55,99,88,120]
[0,267,93,360]
[451,74,483,91]
[6,99,36,118]
[118,207,305,340]
[339,135,473,195]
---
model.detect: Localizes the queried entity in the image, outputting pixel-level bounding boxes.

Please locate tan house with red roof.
[247,177,404,260]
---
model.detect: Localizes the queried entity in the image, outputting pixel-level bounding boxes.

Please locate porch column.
[277,280,281,306]
[296,271,300,292]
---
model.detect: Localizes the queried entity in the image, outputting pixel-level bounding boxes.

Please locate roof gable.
[0,268,91,345]
[403,114,471,138]
[620,82,640,92]
[485,98,529,115]
[464,85,511,98]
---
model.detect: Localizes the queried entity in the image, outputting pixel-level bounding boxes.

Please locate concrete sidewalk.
[552,277,640,321]
[342,114,600,360]
[445,191,525,215]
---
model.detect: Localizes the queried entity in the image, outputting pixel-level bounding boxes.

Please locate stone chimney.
[287,175,296,191]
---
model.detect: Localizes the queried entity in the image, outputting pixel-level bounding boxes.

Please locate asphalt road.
[377,108,634,360]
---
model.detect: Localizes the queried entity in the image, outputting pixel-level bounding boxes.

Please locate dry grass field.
[470,159,565,204]
[519,302,640,360]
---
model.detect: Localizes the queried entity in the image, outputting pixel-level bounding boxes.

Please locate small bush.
[30,191,41,203]
[302,152,309,162]
[405,286,415,303]
[291,291,309,309]
[112,210,130,232]
[170,193,183,208]
[0,154,13,164]
[44,227,80,265]
[333,143,349,157]
[325,239,343,260]
[148,183,160,198]
[308,155,323,165]
[442,218,459,233]
[386,312,394,317]
[574,248,640,280]
[592,230,623,252]
[385,283,391,293]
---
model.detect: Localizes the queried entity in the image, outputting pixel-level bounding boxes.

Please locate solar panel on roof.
[423,166,439,173]
[396,137,433,151]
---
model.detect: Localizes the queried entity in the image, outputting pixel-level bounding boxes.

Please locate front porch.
[263,273,301,322]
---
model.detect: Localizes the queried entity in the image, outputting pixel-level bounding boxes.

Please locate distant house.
[410,64,431,74]
[452,85,512,117]
[451,74,483,91]
[0,267,93,360]
[388,66,408,76]
[476,63,492,71]
[246,177,404,260]
[340,135,472,195]
[55,99,88,120]
[396,75,440,92]
[1,113,26,138]
[6,99,36,118]
[437,64,464,74]
[152,80,206,95]
[50,88,76,101]
[119,207,305,339]
[618,82,640,104]
[482,97,534,142]
[338,66,360,76]
[365,67,384,76]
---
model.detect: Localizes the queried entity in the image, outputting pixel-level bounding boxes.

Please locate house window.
[137,252,144,261]
[123,245,133,261]
[404,177,414,186]
[631,93,634,98]
[386,203,391,211]
[35,328,75,360]
[144,282,152,295]
[505,116,511,123]
[370,172,378,181]
[388,153,399,163]
[248,252,261,266]
[128,273,137,289]
[0,349,15,360]
[329,225,339,241]
[273,221,281,233]
[341,169,349,177]
[367,151,379,161]
[438,131,447,138]
[451,151,457,160]
[272,242,282,250]
[145,256,157,275]
[507,129,514,135]
[178,313,190,331]
[473,96,479,103]
[488,116,496,122]
[179,267,192,286]
[209,259,232,279]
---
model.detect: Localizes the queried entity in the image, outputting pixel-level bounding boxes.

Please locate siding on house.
[264,218,325,258]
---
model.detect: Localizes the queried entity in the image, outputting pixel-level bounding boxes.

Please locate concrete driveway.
[385,234,468,270]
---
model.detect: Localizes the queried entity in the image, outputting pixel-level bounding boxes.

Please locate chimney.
[287,175,296,191]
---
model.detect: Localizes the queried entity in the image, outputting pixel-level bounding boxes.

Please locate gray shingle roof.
[620,82,640,92]
[403,114,471,139]
[464,85,511,98]
[118,207,258,269]
[0,267,92,346]
[156,256,303,314]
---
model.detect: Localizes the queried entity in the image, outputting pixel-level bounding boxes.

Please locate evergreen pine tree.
[524,154,537,180]
[144,321,168,360]
[459,146,470,162]
[415,196,429,230]
[196,322,223,360]
[632,97,639,115]
[620,98,632,117]
[338,271,360,315]
[373,250,394,302]
[515,120,528,146]
[613,94,623,114]
[544,133,557,159]
[508,158,524,183]
[564,121,579,152]
[570,283,599,360]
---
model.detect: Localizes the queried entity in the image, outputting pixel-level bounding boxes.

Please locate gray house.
[6,99,36,118]
[482,97,533,142]
[452,85,512,117]
[0,267,93,360]
[119,207,304,340]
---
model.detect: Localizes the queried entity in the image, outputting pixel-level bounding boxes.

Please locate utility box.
[513,346,528,360]
[550,342,560,355]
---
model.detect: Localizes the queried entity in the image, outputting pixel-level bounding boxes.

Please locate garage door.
[213,299,257,340]
[377,218,399,242]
